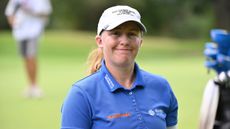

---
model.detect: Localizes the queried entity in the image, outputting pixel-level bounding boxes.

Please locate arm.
[165,81,178,128]
[6,15,15,27]
[61,86,92,129]
[5,0,19,27]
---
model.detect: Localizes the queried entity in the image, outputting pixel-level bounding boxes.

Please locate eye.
[128,32,136,36]
[128,32,139,37]
[112,31,121,36]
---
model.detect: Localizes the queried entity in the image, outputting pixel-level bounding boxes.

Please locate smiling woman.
[60,5,178,129]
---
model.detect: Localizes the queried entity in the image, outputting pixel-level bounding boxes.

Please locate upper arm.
[61,86,92,129]
[5,0,18,16]
[166,83,178,127]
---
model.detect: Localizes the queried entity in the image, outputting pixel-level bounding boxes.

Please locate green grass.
[0,30,215,129]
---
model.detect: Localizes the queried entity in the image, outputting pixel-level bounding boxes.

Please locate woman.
[61,5,178,129]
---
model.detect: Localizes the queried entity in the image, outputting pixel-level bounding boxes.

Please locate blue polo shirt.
[61,62,178,129]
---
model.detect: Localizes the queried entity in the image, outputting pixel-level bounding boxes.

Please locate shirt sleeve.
[31,0,52,15]
[167,125,177,129]
[166,88,178,127]
[5,0,18,16]
[61,86,92,129]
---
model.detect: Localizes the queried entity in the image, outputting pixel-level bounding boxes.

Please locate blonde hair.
[86,48,103,75]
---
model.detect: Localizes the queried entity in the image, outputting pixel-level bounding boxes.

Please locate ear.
[95,35,103,48]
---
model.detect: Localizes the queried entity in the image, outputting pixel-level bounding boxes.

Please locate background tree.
[1,0,229,38]
[213,0,230,30]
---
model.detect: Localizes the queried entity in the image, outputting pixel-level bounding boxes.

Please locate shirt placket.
[128,91,148,129]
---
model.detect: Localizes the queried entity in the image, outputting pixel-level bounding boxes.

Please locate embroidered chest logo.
[107,112,131,119]
[148,108,166,119]
[105,74,115,89]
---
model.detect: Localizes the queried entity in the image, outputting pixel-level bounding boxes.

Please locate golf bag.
[199,29,230,129]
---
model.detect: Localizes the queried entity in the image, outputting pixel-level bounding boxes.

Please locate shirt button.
[148,109,155,116]
[129,92,133,95]
[138,116,142,120]
[132,99,136,102]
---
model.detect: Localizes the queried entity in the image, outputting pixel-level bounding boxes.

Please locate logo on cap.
[112,9,135,16]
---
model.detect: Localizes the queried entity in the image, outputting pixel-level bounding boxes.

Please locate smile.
[115,49,132,54]
[115,48,131,51]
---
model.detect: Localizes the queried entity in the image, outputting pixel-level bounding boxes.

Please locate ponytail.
[86,48,103,75]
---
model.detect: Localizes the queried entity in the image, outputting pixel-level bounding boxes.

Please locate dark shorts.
[18,39,38,58]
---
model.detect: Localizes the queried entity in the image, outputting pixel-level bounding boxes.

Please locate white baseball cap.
[97,5,147,35]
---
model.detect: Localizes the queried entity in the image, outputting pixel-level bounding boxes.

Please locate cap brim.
[105,18,147,32]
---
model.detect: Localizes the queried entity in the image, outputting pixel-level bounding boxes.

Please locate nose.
[119,34,130,46]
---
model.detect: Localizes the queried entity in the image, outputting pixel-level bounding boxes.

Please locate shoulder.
[71,71,103,94]
[139,69,173,94]
[73,71,101,86]
[64,72,102,105]
[140,69,170,85]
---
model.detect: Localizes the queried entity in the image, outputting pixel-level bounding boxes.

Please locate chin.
[115,59,134,67]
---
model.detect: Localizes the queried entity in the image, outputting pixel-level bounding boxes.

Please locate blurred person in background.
[61,5,178,129]
[5,0,52,98]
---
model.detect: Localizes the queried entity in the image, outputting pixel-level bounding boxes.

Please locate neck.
[106,63,135,89]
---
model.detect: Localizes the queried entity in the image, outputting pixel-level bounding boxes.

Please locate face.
[96,21,143,68]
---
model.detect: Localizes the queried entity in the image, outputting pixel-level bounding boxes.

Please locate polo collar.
[100,61,145,92]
